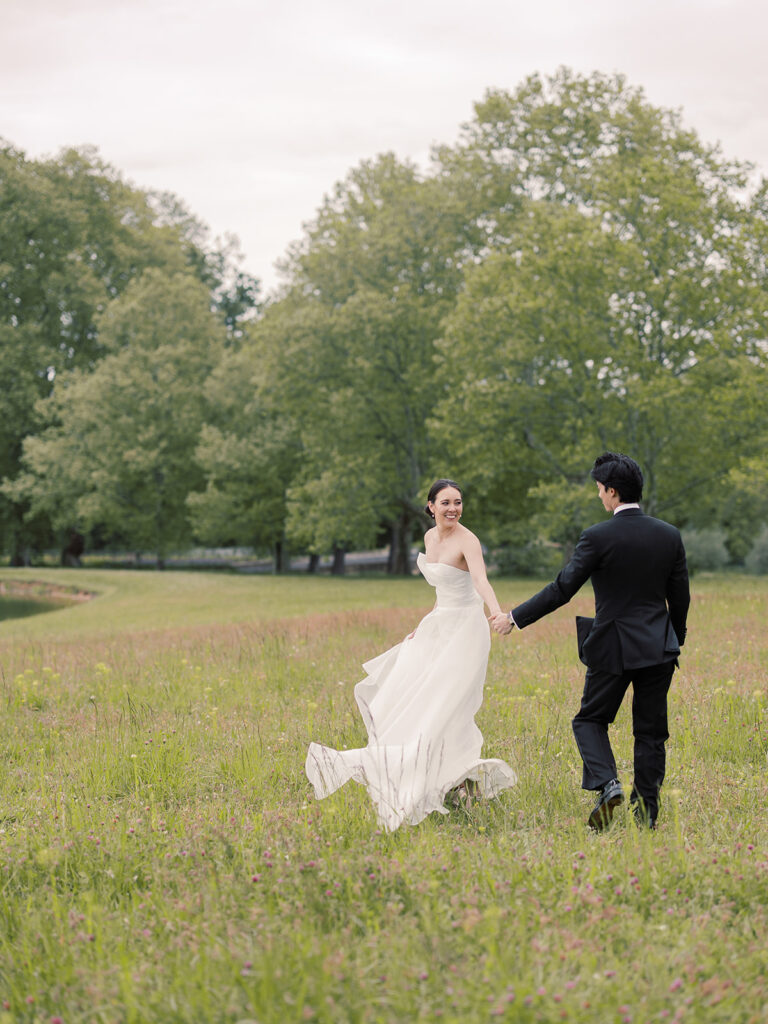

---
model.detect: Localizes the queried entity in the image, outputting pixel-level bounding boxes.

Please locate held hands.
[489,612,514,636]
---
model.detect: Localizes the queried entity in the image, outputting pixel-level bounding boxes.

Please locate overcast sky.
[3,0,767,295]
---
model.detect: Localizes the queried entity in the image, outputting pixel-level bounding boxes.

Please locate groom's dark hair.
[590,452,643,503]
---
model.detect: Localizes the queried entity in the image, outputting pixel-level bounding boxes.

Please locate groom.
[491,452,690,830]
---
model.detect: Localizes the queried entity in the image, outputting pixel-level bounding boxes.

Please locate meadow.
[0,566,767,1024]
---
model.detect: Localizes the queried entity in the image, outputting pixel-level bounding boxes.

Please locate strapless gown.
[305,552,517,831]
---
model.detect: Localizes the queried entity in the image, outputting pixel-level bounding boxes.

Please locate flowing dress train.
[305,553,517,831]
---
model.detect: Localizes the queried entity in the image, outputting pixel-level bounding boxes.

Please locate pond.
[0,580,93,622]
[0,596,74,621]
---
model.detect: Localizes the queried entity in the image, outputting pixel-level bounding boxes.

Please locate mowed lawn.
[1,567,767,1023]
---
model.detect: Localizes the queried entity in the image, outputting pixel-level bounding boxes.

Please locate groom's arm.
[510,530,598,629]
[666,533,690,646]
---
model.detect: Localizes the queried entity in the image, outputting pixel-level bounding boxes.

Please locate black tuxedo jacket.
[511,508,690,674]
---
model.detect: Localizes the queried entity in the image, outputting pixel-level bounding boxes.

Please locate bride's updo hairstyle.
[424,478,463,519]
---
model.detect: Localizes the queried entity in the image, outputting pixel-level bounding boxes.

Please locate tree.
[432,69,768,546]
[263,154,471,572]
[186,345,300,571]
[9,270,224,566]
[0,142,257,561]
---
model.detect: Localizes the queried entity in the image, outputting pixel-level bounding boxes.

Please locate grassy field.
[0,567,767,1023]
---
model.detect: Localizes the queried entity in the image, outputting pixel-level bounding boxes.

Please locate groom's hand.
[490,612,514,636]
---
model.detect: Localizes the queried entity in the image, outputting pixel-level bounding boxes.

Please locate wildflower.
[669,978,683,992]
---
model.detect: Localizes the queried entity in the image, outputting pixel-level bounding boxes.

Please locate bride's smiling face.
[429,486,463,526]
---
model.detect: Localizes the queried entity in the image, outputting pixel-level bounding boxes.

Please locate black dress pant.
[572,660,676,818]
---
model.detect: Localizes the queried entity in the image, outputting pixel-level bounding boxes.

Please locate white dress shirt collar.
[614,503,640,515]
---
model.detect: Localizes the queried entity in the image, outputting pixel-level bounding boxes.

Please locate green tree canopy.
[4,70,767,569]
[186,344,301,570]
[432,69,768,548]
[257,153,474,571]
[259,149,487,569]
[9,270,225,565]
[0,142,257,561]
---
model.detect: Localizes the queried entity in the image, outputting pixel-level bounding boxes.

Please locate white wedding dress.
[305,553,517,831]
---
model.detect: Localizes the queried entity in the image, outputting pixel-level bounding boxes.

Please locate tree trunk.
[10,546,31,567]
[331,545,346,576]
[307,553,320,573]
[61,528,85,567]
[274,538,288,573]
[387,528,399,577]
[387,523,399,574]
[388,514,413,575]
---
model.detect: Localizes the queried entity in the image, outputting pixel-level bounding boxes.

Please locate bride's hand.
[489,612,514,636]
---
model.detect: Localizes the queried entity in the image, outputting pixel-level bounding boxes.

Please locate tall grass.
[0,569,767,1022]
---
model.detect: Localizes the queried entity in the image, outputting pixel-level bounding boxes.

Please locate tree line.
[2,69,767,573]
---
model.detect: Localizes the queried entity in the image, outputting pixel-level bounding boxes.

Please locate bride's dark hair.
[424,478,463,518]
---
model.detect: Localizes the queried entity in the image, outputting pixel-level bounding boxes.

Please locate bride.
[305,479,517,831]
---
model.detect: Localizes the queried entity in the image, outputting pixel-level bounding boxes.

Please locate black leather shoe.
[588,778,624,831]
[632,803,657,830]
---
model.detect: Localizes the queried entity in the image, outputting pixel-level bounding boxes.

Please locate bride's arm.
[462,532,502,616]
